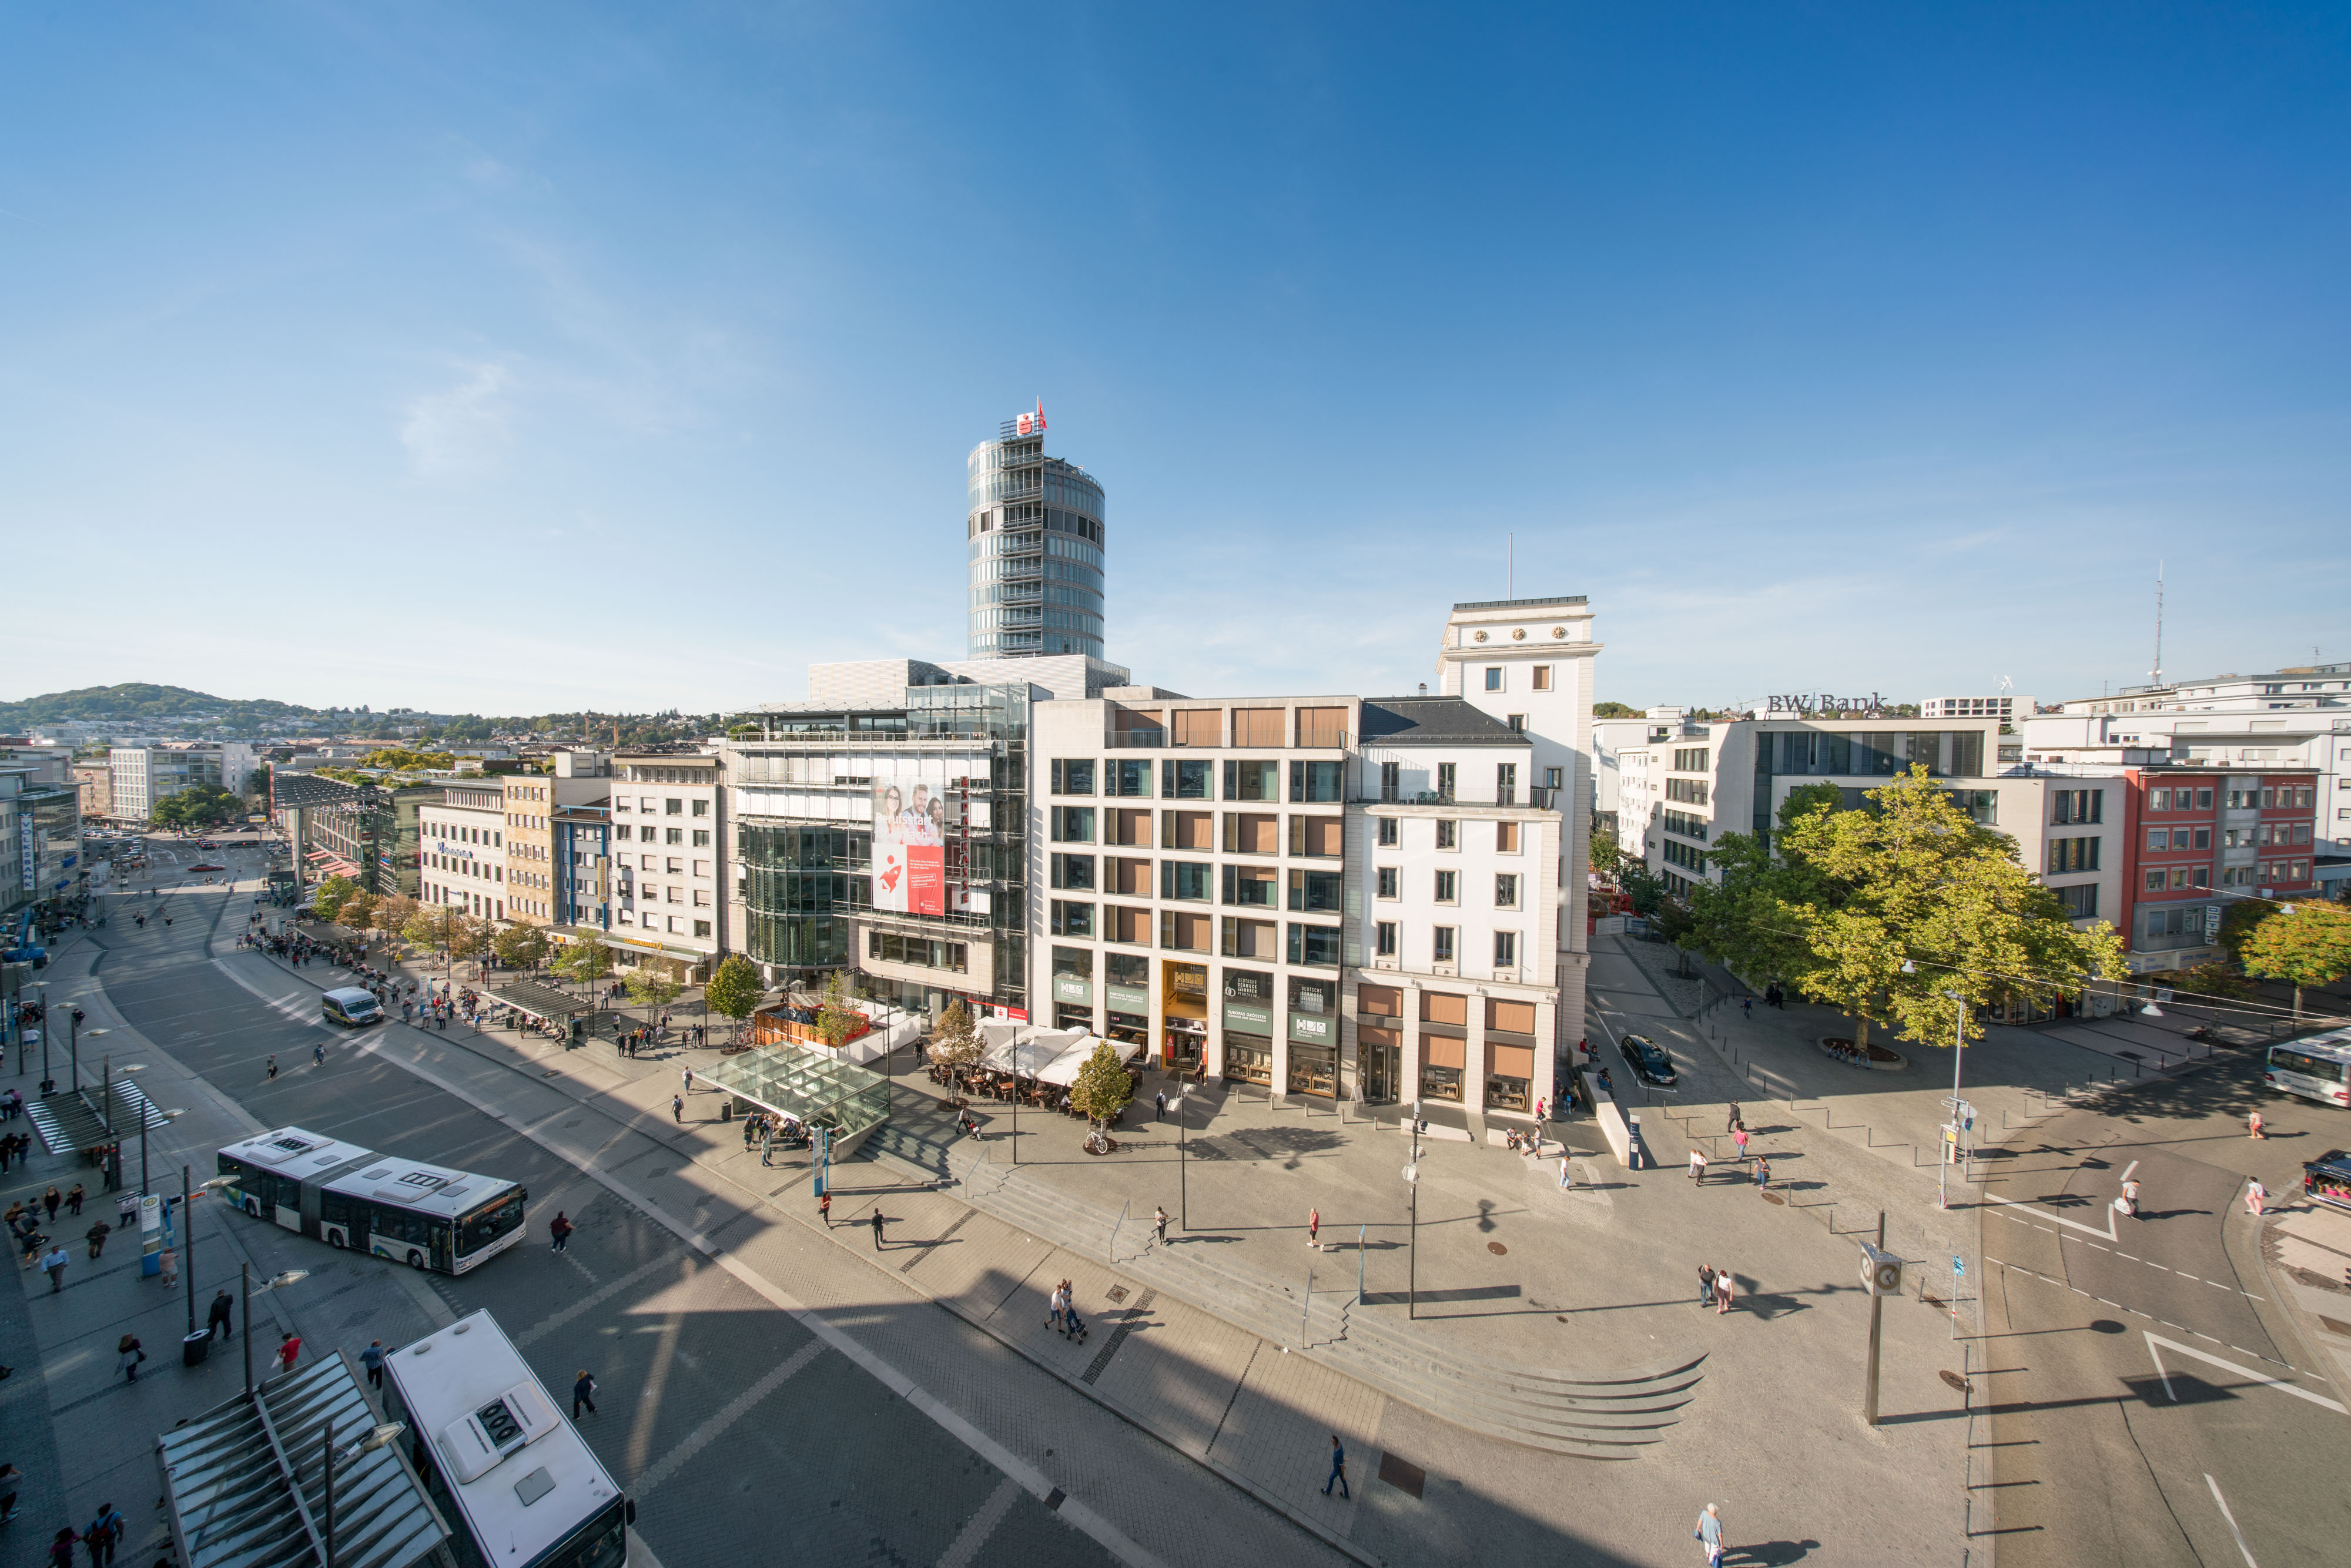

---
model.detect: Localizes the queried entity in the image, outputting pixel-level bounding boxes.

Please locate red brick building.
[2120,766,2319,973]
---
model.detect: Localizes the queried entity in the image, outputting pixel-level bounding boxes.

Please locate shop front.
[1356,983,1403,1104]
[1223,967,1277,1087]
[1161,960,1207,1071]
[1483,999,1539,1113]
[1105,954,1152,1053]
[1287,975,1337,1097]
[1419,989,1469,1101]
[1050,949,1096,1032]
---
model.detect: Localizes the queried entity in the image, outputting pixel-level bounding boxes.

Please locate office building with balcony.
[966,413,1106,660]
[609,750,724,980]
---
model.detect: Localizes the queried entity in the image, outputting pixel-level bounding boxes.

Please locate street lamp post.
[1940,991,1965,1212]
[35,981,51,1091]
[1402,1161,1420,1321]
[1177,1083,1193,1230]
[241,1264,310,1397]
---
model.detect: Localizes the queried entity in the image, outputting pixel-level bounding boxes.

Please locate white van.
[321,987,383,1027]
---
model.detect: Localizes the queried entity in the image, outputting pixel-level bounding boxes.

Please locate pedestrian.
[1323,1434,1351,1499]
[760,1120,773,1166]
[2249,1109,2265,1140]
[1733,1127,1750,1161]
[266,1054,277,1080]
[0,1460,19,1523]
[550,1212,573,1252]
[1714,1269,1733,1315]
[48,1527,79,1568]
[1753,1155,1769,1192]
[66,1184,83,1217]
[819,1191,832,1228]
[671,1094,684,1124]
[158,1247,177,1291]
[1741,995,1752,1018]
[572,1369,598,1418]
[277,1332,301,1375]
[1698,1263,1716,1307]
[1155,1090,1166,1120]
[1154,1205,1169,1245]
[1694,1502,1724,1566]
[2121,1177,2141,1219]
[41,1244,68,1293]
[82,1503,122,1568]
[361,1341,386,1389]
[207,1289,235,1341]
[2246,1178,2268,1217]
[1047,1279,1068,1335]
[1688,1148,1707,1182]
[1726,1102,1742,1134]
[313,1042,324,1067]
[1535,1095,1547,1123]
[117,1334,144,1382]
[871,1209,886,1250]
[1308,1207,1320,1250]
[682,1067,694,1094]
[44,1187,62,1224]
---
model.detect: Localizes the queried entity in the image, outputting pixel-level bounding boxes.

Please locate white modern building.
[418,784,509,922]
[1920,694,2034,723]
[108,742,256,820]
[609,751,725,979]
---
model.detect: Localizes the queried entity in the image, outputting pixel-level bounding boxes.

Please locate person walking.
[572,1369,598,1418]
[2249,1109,2266,1140]
[1154,1205,1169,1246]
[65,1184,83,1217]
[1714,1269,1734,1315]
[265,1055,277,1081]
[1155,1090,1166,1121]
[1559,1153,1575,1190]
[1308,1207,1321,1250]
[1688,1148,1707,1183]
[41,1244,68,1293]
[871,1209,886,1251]
[276,1332,302,1375]
[207,1289,235,1341]
[671,1094,684,1124]
[2246,1178,2268,1217]
[158,1246,177,1291]
[682,1066,694,1094]
[116,1335,143,1382]
[1322,1435,1351,1499]
[313,1041,324,1067]
[1726,1102,1742,1135]
[1694,1502,1724,1566]
[2121,1177,2142,1219]
[361,1341,386,1390]
[819,1191,832,1228]
[760,1119,773,1166]
[82,1503,122,1568]
[1753,1154,1770,1192]
[550,1212,573,1252]
[1698,1263,1716,1307]
[43,1187,62,1224]
[1732,1126,1750,1162]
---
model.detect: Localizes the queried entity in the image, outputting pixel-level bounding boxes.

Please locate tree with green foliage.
[336,890,379,932]
[1686,766,2125,1051]
[815,968,863,1047]
[1069,1043,1134,1138]
[2239,903,2351,1023]
[704,954,766,1044]
[552,933,614,989]
[929,999,983,1081]
[624,966,682,1011]
[155,783,243,829]
[378,894,421,940]
[403,906,484,962]
[1593,701,1642,719]
[493,923,549,973]
[310,874,358,921]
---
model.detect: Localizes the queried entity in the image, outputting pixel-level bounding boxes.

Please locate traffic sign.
[1953,1256,1964,1277]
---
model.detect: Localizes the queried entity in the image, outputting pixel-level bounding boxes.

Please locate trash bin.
[719,1100,732,1123]
[182,1331,211,1367]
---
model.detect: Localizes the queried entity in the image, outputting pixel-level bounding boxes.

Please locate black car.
[1617,1033,1677,1087]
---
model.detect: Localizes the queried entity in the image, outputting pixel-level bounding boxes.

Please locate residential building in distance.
[71,762,110,822]
[108,742,256,820]
[609,749,724,980]
[2115,765,2323,973]
[1,757,82,920]
[966,407,1107,661]
[1920,693,2034,723]
[501,752,611,928]
[418,783,509,921]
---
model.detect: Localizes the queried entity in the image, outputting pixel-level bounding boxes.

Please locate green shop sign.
[1222,1000,1273,1033]
[1053,976,1094,1005]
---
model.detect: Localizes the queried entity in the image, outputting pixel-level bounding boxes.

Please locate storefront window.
[1419,1064,1463,1101]
[1225,1036,1274,1085]
[1485,1074,1529,1111]
[1288,1045,1335,1097]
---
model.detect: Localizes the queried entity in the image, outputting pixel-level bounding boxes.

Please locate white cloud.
[399,362,514,478]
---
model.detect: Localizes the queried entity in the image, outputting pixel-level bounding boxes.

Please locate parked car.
[1617,1032,1677,1087]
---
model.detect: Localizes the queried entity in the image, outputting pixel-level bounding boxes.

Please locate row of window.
[1374,867,1518,907]
[1664,778,1709,806]
[617,912,712,937]
[2136,863,2308,890]
[2048,835,2100,873]
[866,930,969,974]
[1050,758,1349,802]
[2149,785,2315,811]
[1663,839,1707,873]
[1368,923,1519,969]
[616,824,711,846]
[423,820,501,848]
[614,795,709,815]
[2145,822,2312,850]
[1662,809,1707,842]
[1480,665,1558,692]
[1047,903,1346,966]
[1050,808,1346,855]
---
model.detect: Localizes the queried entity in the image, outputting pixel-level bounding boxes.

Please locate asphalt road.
[87,860,1138,1568]
[1980,1054,2351,1567]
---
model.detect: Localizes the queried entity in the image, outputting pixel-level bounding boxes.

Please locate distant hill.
[0,683,330,732]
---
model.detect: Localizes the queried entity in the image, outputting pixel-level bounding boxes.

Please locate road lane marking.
[1988,1262,2300,1369]
[1984,1190,2116,1241]
[2205,1475,2258,1568]
[2145,1334,2344,1413]
[938,1476,1026,1568]
[631,1336,828,1501]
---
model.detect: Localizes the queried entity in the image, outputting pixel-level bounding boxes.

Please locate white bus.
[216,1126,530,1274]
[384,1310,632,1568]
[2265,1030,2351,1108]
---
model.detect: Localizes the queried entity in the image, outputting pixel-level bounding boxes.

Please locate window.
[692,799,708,817]
[1051,853,1096,890]
[2048,837,2100,873]
[2197,789,2214,808]
[1377,817,1399,847]
[1484,668,1503,692]
[1432,926,1456,963]
[1376,866,1399,899]
[1507,715,1526,733]
[2144,870,2165,892]
[2055,884,2098,919]
[1493,932,1518,969]
[1162,759,1213,800]
[1436,820,1457,850]
[2146,828,2171,851]
[666,827,684,845]
[1051,900,1095,937]
[2052,789,2103,825]
[2193,827,2211,849]
[1434,870,1458,903]
[1052,759,1097,795]
[693,919,711,937]
[1496,821,1519,853]
[1287,923,1341,967]
[1111,758,1153,798]
[1288,869,1342,913]
[1053,806,1096,843]
[1161,860,1212,901]
[666,799,683,815]
[1379,761,1400,802]
[1224,760,1280,801]
[1496,763,1517,805]
[1673,748,1710,772]
[1221,916,1278,957]
[1375,921,1398,957]
[1545,766,1562,791]
[1495,873,1518,908]
[1665,778,1709,805]
[1160,910,1211,951]
[1435,763,1456,801]
[1290,760,1343,802]
[692,829,711,847]
[1531,666,1552,691]
[615,824,631,841]
[1223,863,1278,906]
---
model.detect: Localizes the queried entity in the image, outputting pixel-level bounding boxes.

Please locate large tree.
[1069,1041,1134,1131]
[624,967,682,1010]
[310,874,358,922]
[815,968,863,1047]
[552,933,614,989]
[704,954,766,1044]
[1687,768,2124,1050]
[929,1000,983,1078]
[493,923,549,973]
[2239,902,2351,1023]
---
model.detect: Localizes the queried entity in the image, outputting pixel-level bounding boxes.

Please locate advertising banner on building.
[872,780,950,916]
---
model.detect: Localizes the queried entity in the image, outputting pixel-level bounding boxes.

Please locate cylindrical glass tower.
[966,418,1106,659]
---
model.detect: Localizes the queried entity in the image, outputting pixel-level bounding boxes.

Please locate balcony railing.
[1104,729,1351,750]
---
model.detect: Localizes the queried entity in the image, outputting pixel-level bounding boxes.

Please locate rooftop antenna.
[2149,561,2164,686]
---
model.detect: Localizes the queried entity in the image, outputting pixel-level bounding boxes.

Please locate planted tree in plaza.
[929,1000,983,1078]
[311,875,358,922]
[494,922,549,974]
[815,968,863,1047]
[552,932,614,989]
[378,894,421,939]
[624,966,682,1010]
[704,954,765,1045]
[1069,1043,1134,1133]
[2239,903,2351,1023]
[1687,768,2124,1051]
[336,890,379,932]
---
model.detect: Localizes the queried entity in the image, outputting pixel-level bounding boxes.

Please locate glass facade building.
[967,423,1106,659]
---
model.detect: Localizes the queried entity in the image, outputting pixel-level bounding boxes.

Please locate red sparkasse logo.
[1016,398,1047,436]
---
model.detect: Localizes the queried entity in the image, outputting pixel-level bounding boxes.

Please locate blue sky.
[4,4,2346,716]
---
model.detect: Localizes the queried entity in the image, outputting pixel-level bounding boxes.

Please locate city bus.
[216,1126,530,1273]
[2264,1031,2351,1108]
[383,1309,632,1568]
